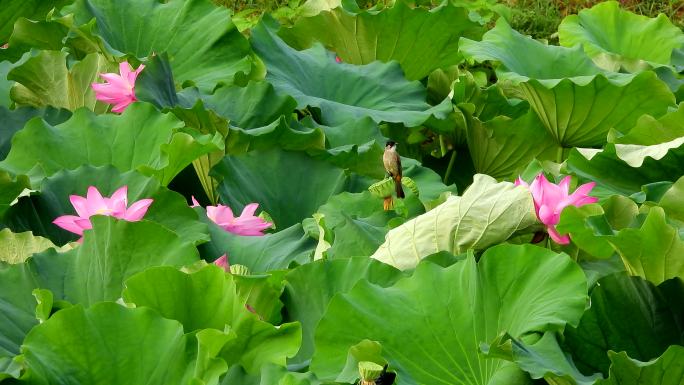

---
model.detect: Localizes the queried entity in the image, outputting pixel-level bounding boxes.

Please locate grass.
[505,0,684,40]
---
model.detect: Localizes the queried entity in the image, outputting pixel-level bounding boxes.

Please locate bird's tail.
[394,175,405,198]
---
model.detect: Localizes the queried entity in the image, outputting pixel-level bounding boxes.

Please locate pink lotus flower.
[515,174,598,245]
[53,186,153,240]
[91,62,144,113]
[206,203,272,236]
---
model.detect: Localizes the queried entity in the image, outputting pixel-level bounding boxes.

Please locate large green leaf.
[0,170,29,218]
[212,148,352,229]
[596,345,684,385]
[607,207,684,285]
[0,106,71,161]
[556,196,639,260]
[467,109,560,179]
[22,302,231,385]
[63,0,253,91]
[314,191,410,259]
[2,165,208,248]
[558,1,684,72]
[250,17,452,126]
[0,261,41,368]
[202,81,297,130]
[566,104,684,196]
[371,174,536,270]
[7,50,112,111]
[0,229,71,264]
[0,103,222,185]
[198,211,315,274]
[0,0,71,42]
[282,257,405,364]
[483,332,600,385]
[460,19,675,147]
[0,61,12,108]
[565,274,684,377]
[311,244,588,384]
[123,266,301,373]
[278,2,482,80]
[46,216,199,306]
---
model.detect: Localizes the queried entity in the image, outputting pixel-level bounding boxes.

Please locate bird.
[383,141,405,199]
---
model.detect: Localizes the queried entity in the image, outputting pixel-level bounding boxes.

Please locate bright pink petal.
[558,176,572,195]
[118,62,132,79]
[53,215,87,236]
[109,186,128,217]
[75,218,93,231]
[214,254,229,272]
[86,186,108,214]
[514,177,528,188]
[240,203,260,218]
[123,199,153,221]
[206,205,235,225]
[548,225,571,245]
[98,73,130,90]
[537,205,561,226]
[69,195,90,218]
[111,99,135,113]
[129,64,145,84]
[190,196,200,208]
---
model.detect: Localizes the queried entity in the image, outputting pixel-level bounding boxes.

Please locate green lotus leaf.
[0,16,71,63]
[657,175,684,224]
[0,61,12,108]
[596,345,684,385]
[0,103,222,186]
[467,109,560,179]
[0,216,200,371]
[312,244,588,384]
[0,106,71,161]
[0,228,72,264]
[203,81,297,130]
[232,273,286,325]
[310,117,387,179]
[566,105,684,196]
[607,207,684,285]
[0,261,43,375]
[460,19,675,147]
[50,216,199,306]
[282,257,405,364]
[7,50,112,112]
[482,332,600,385]
[22,302,231,385]
[62,0,253,91]
[314,191,415,259]
[221,362,321,385]
[2,165,209,247]
[136,55,326,158]
[556,195,639,260]
[212,147,352,229]
[558,1,684,72]
[565,273,684,376]
[250,17,452,126]
[197,211,315,274]
[0,0,71,42]
[371,174,536,270]
[123,265,301,373]
[278,1,482,80]
[0,170,29,218]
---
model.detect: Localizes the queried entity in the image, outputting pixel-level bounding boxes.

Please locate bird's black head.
[385,140,396,148]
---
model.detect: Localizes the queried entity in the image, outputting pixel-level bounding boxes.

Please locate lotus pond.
[1,0,683,384]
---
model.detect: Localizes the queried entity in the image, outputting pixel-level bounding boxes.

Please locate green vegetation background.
[215,0,684,40]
